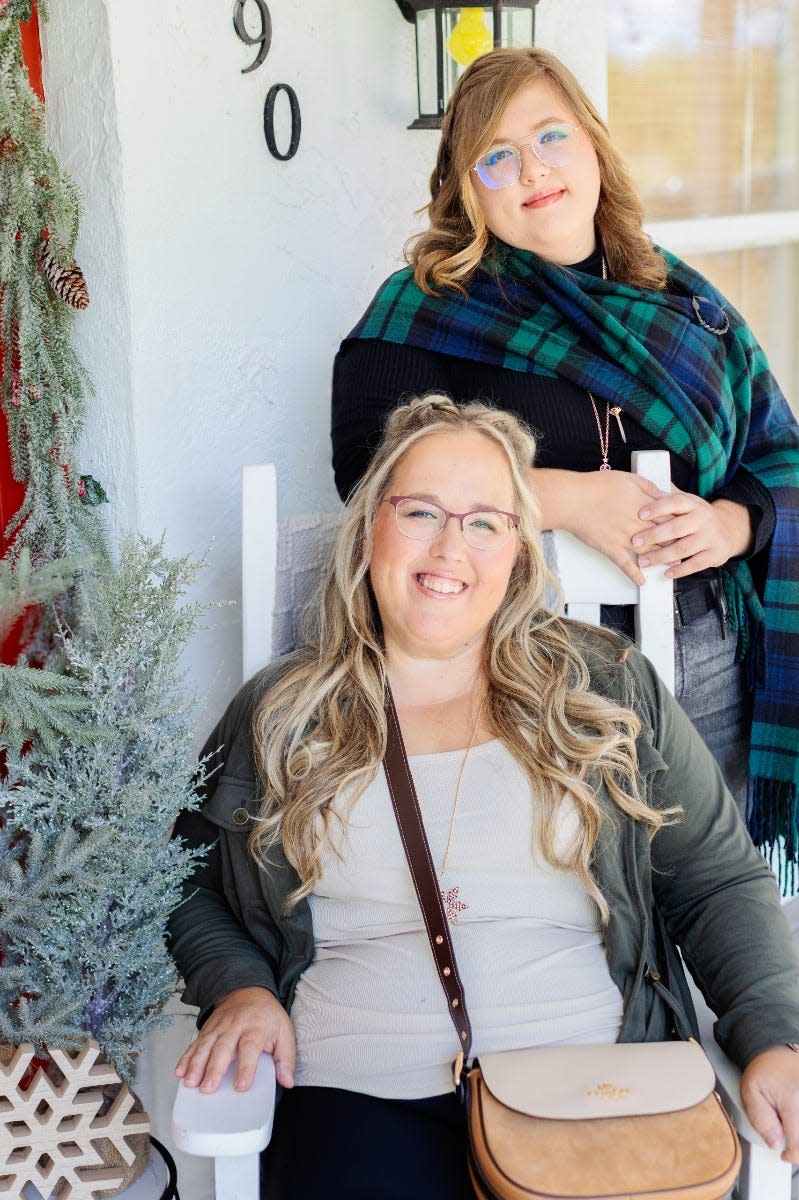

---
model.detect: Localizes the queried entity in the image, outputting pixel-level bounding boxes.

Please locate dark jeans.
[674,608,749,819]
[261,1085,476,1199]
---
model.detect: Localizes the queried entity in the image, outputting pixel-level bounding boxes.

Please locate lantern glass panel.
[415,8,439,117]
[407,3,537,125]
[500,9,534,45]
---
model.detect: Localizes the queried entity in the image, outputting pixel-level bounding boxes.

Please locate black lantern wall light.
[395,2,541,129]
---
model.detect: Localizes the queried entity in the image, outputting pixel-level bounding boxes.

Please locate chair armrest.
[687,979,780,1151]
[687,980,794,1199]
[171,1052,276,1158]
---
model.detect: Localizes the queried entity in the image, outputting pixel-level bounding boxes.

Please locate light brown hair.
[408,47,668,294]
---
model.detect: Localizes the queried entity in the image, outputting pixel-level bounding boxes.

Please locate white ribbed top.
[292,740,622,1098]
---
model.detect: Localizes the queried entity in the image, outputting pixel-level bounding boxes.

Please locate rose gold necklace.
[587,256,626,470]
[588,392,626,470]
[415,692,485,925]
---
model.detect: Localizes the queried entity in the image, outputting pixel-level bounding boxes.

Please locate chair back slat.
[553,450,674,693]
[241,463,278,682]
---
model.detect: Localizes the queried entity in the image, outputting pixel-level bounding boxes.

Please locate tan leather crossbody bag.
[383,691,741,1200]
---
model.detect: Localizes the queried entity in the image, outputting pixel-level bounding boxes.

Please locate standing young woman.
[330,48,799,854]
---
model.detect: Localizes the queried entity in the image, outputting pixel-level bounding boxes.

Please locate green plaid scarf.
[351,244,799,870]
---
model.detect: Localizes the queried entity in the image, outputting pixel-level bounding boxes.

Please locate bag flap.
[475,1041,714,1119]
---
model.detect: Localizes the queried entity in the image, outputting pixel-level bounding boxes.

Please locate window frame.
[647,210,799,254]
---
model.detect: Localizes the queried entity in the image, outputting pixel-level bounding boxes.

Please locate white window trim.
[646,210,799,254]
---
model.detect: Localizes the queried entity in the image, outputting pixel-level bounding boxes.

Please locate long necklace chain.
[588,392,612,471]
[439,693,485,877]
[589,256,626,469]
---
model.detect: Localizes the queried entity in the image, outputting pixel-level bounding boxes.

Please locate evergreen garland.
[0,3,105,566]
[0,661,90,753]
[0,536,208,1083]
[0,544,80,639]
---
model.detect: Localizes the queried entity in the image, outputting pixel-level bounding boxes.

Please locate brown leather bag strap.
[383,687,472,1062]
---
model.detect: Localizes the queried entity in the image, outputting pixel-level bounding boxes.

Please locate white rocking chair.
[171,454,792,1200]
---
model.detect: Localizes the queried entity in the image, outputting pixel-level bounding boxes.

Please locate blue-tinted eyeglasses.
[473,123,582,191]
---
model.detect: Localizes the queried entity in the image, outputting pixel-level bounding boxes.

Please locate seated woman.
[169,396,799,1200]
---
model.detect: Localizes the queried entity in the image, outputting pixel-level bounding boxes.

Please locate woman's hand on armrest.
[531,468,666,587]
[174,985,296,1094]
[741,1045,799,1163]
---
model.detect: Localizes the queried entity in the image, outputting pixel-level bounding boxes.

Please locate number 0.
[264,84,301,161]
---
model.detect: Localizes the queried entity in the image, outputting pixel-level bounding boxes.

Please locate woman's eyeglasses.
[387,496,519,551]
[472,123,581,191]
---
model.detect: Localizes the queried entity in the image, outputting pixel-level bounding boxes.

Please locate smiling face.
[471,79,601,264]
[369,430,519,663]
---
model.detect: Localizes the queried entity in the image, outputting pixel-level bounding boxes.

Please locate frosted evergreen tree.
[0,536,207,1082]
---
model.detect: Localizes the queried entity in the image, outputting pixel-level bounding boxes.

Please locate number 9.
[233,0,272,74]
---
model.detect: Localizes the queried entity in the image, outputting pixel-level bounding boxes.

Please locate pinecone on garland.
[37,240,90,310]
[0,132,20,159]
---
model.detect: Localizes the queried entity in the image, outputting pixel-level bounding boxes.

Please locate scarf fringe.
[746,776,799,894]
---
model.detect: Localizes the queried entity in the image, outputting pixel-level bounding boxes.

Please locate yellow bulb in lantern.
[446,8,493,67]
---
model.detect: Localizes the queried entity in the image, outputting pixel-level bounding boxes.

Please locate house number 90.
[233,0,301,161]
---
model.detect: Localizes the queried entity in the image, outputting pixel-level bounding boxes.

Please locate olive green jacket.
[168,631,799,1070]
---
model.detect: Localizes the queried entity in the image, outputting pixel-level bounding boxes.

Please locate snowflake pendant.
[441,885,468,924]
[600,462,612,471]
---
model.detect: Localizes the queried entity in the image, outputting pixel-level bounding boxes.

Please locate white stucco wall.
[39,3,605,1191]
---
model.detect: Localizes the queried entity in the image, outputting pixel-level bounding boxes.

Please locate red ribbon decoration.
[0,1,44,662]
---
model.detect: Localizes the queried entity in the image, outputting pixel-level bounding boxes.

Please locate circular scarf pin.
[692,295,730,336]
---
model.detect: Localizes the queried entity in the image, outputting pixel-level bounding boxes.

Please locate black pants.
[261,1085,477,1199]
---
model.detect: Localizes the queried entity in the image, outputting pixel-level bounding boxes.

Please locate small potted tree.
[0,536,207,1199]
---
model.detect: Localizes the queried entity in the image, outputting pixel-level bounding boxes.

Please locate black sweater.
[331,250,775,574]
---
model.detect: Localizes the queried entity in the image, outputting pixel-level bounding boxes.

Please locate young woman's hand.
[741,1045,799,1163]
[533,470,752,584]
[174,985,296,1093]
[532,468,666,586]
[631,490,753,579]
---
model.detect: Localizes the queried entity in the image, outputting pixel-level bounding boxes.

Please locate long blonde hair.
[250,395,670,919]
[408,47,667,294]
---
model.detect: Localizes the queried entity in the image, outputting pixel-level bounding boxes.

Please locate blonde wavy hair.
[250,395,670,920]
[408,47,667,294]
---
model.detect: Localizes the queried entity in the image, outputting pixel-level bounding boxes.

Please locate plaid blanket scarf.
[351,244,799,870]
